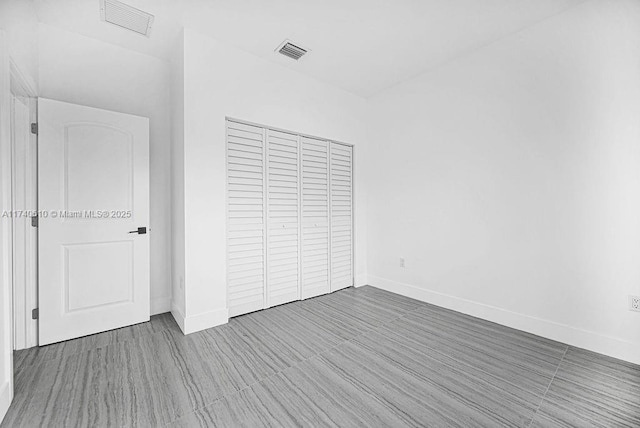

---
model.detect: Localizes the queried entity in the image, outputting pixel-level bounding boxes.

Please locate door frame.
[9,60,37,350]
[0,28,15,423]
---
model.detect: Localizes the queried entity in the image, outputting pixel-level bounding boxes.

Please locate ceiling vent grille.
[276,40,308,61]
[100,0,154,37]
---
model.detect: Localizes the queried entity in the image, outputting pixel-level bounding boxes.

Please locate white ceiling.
[34,0,586,97]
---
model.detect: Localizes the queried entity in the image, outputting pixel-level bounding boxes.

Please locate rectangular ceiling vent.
[100,0,154,37]
[276,40,308,61]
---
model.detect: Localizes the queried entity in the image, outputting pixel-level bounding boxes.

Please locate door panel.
[64,241,133,311]
[330,143,353,291]
[266,129,299,307]
[38,98,149,345]
[64,124,132,212]
[300,137,330,299]
[227,121,265,317]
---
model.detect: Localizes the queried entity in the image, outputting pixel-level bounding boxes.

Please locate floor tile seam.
[19,322,179,365]
[162,304,428,426]
[412,307,570,350]
[558,353,640,385]
[562,359,639,379]
[540,363,640,405]
[376,319,566,374]
[407,311,569,359]
[525,345,568,428]
[360,324,558,400]
[217,301,555,421]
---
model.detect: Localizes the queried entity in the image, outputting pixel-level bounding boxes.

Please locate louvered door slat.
[266,130,300,306]
[227,121,265,316]
[301,137,330,299]
[330,142,353,291]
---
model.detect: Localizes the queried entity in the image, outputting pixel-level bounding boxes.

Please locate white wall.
[170,31,186,324]
[0,1,38,416]
[0,0,38,90]
[38,23,173,315]
[173,29,368,332]
[367,0,640,364]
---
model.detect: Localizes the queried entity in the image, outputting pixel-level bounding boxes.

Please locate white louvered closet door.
[227,121,266,317]
[300,137,331,299]
[330,143,354,291]
[266,130,300,307]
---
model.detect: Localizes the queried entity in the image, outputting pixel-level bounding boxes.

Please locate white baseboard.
[183,308,229,334]
[171,303,228,335]
[0,381,11,424]
[151,296,171,315]
[170,303,186,333]
[368,275,640,365]
[355,274,368,287]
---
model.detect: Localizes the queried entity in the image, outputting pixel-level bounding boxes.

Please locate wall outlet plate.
[630,295,640,312]
[399,257,405,268]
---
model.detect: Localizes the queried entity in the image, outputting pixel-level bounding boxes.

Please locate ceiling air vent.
[276,40,308,61]
[100,0,154,37]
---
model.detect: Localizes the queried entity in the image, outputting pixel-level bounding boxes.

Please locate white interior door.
[330,142,353,291]
[300,137,330,299]
[38,98,150,346]
[266,129,299,307]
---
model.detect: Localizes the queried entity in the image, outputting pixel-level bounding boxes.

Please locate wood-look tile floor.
[2,286,639,427]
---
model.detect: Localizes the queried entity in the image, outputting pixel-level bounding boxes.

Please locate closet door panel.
[301,137,330,299]
[266,130,300,307]
[227,121,265,316]
[227,119,354,317]
[330,142,353,291]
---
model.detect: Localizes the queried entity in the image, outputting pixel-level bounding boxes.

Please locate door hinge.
[31,216,38,227]
[30,123,38,135]
[31,308,39,320]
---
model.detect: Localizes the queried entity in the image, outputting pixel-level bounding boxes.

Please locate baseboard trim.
[171,304,229,335]
[368,275,640,365]
[151,296,171,315]
[170,303,186,333]
[355,274,368,288]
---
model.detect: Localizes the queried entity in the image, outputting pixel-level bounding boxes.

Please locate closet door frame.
[225,117,355,315]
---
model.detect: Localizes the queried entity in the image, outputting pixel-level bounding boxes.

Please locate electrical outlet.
[399,258,405,268]
[630,295,640,312]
